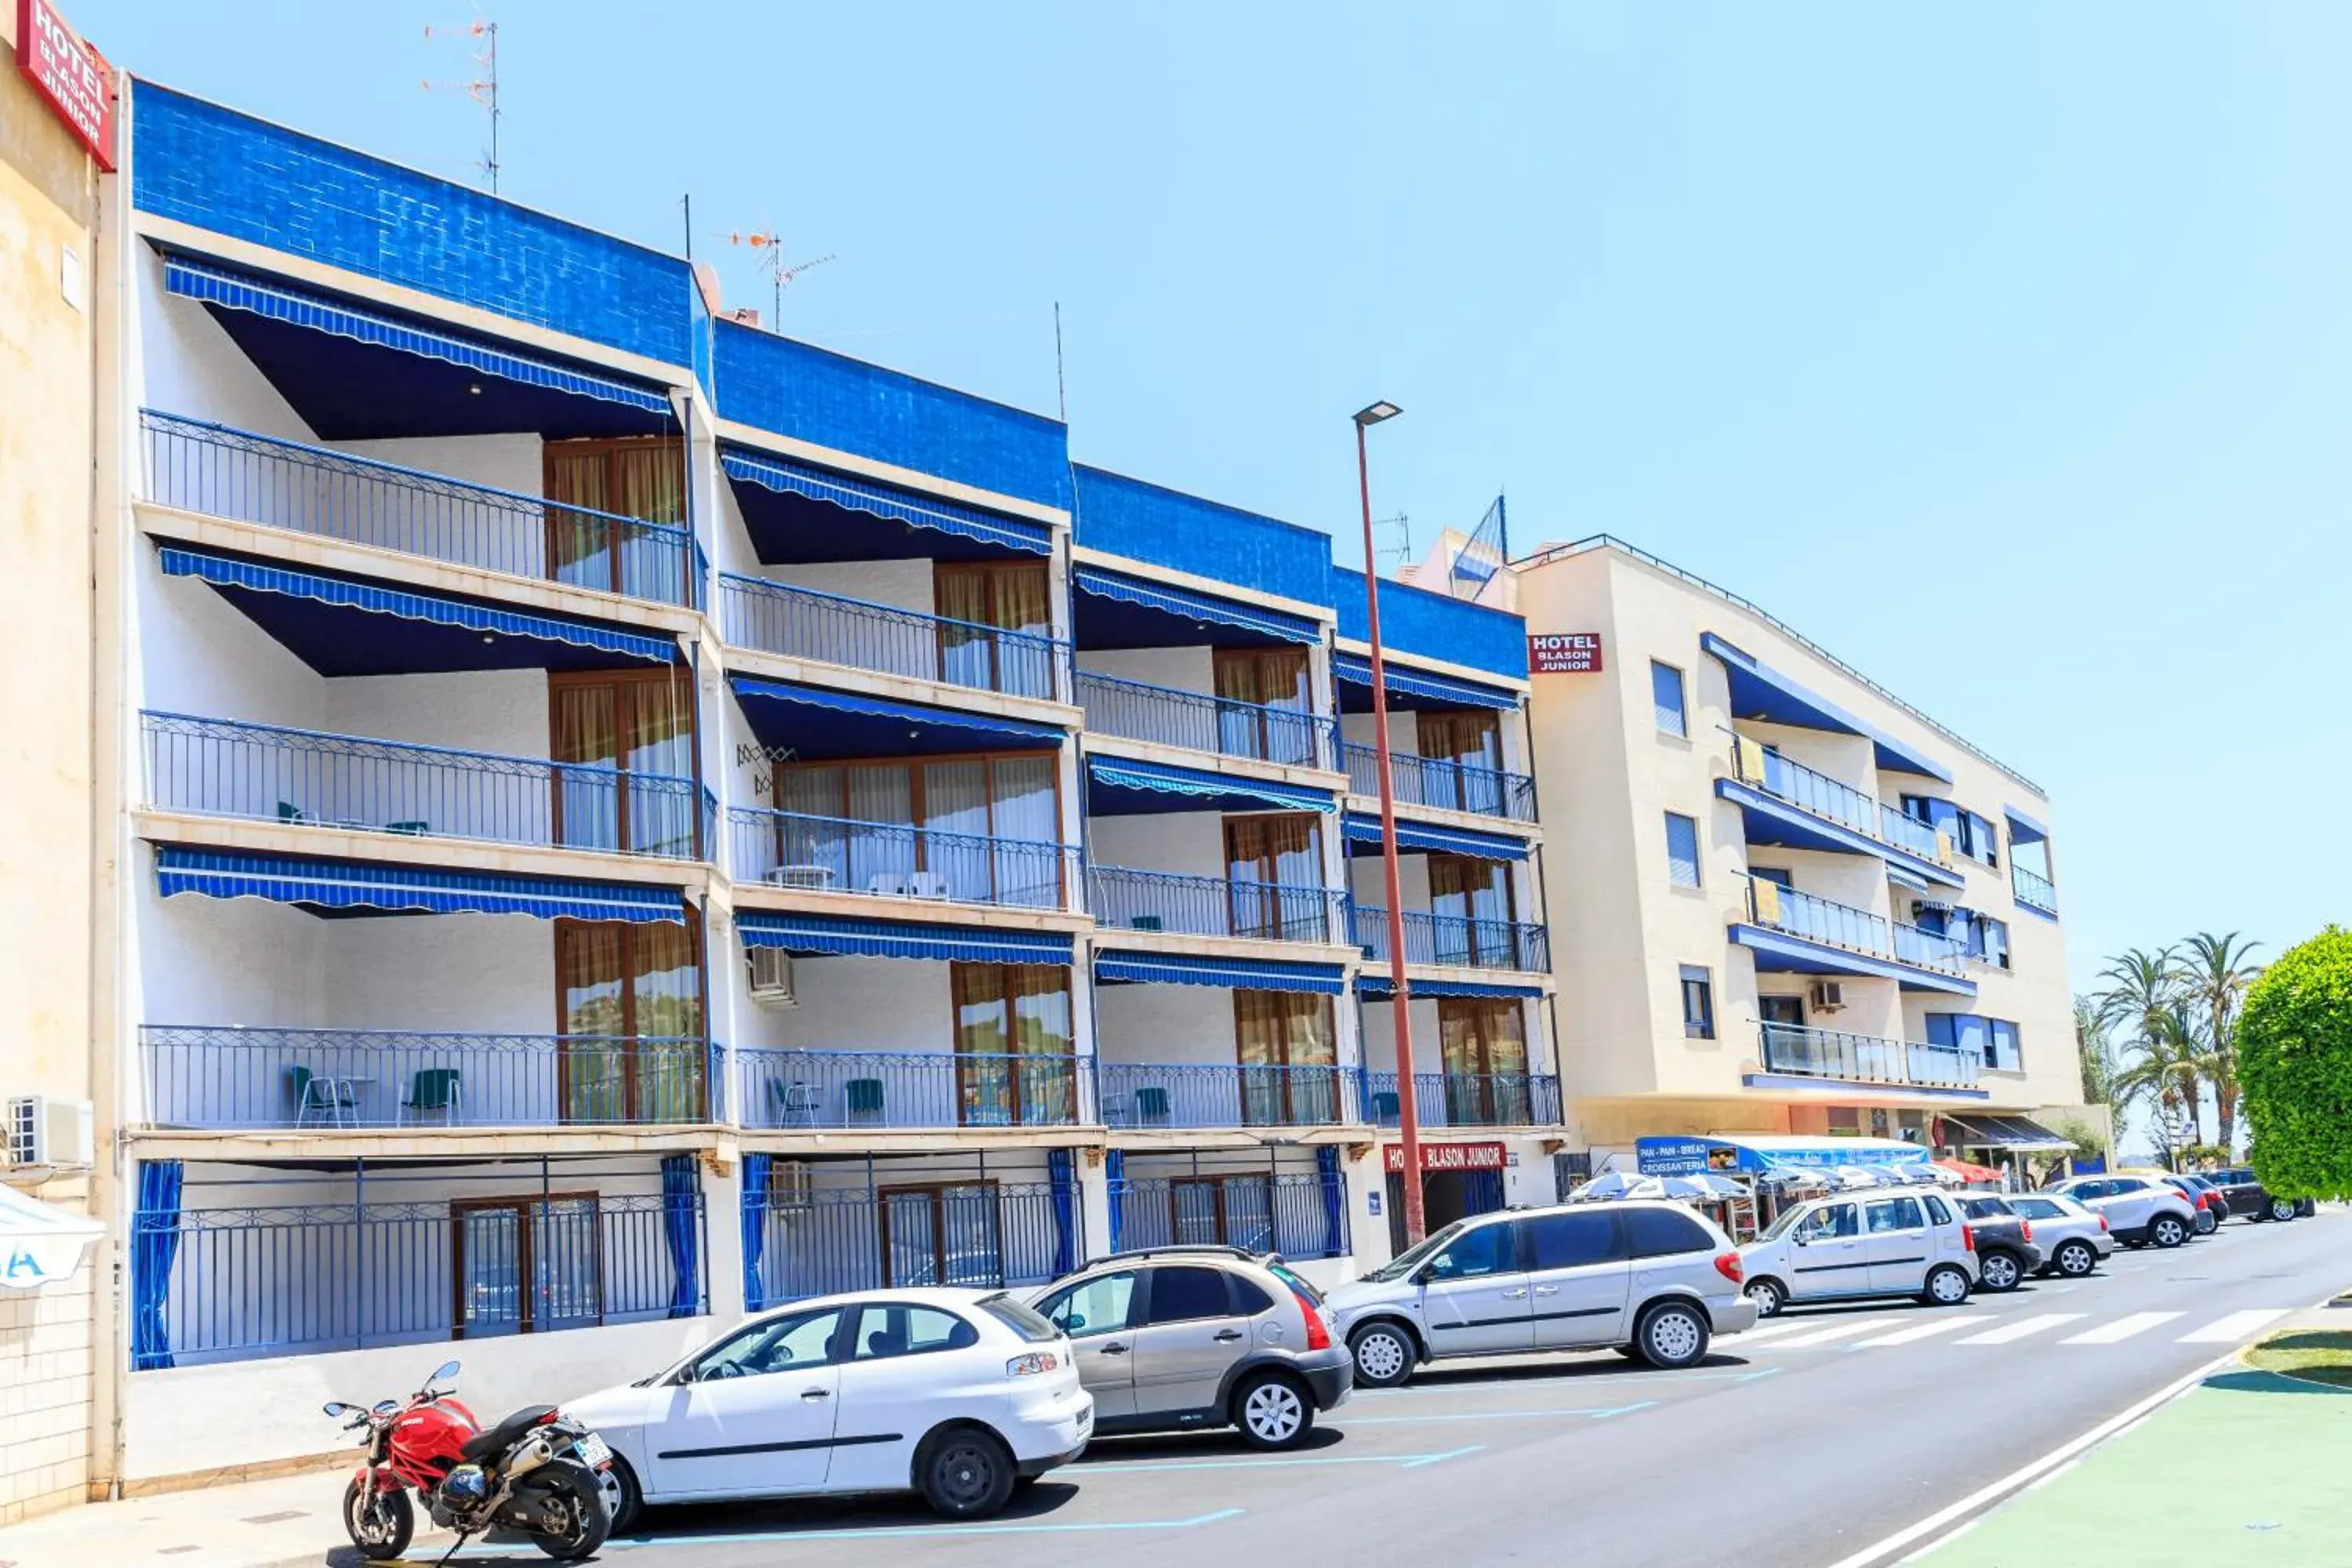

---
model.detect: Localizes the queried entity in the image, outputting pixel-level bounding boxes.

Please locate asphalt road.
[382,1209,2351,1568]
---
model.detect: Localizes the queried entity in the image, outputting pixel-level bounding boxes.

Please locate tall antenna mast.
[423,17,499,193]
[1054,302,1068,423]
[725,229,834,330]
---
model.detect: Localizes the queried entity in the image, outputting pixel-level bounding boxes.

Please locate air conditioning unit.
[1809,982,1847,1013]
[6,1097,94,1169]
[746,947,797,1008]
[772,1160,815,1211]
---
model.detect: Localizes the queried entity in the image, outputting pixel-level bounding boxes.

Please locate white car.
[2045,1175,2198,1250]
[1740,1187,1977,1315]
[565,1287,1091,1526]
[2003,1192,2116,1278]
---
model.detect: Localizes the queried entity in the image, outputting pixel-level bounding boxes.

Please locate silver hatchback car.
[1027,1247,1352,1450]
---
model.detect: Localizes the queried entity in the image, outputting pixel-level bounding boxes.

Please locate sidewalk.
[0,1465,436,1568]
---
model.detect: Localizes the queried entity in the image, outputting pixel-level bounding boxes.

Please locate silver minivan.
[1322,1200,1757,1387]
[1738,1187,1977,1315]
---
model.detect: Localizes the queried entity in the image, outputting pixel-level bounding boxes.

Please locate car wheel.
[1976,1250,2023,1292]
[600,1453,643,1535]
[2151,1214,2189,1249]
[2270,1197,2299,1222]
[917,1427,1017,1520]
[1921,1264,1971,1307]
[1745,1278,1786,1319]
[1349,1322,1417,1388]
[341,1479,414,1563]
[1232,1370,1314,1451]
[2053,1240,2096,1278]
[1634,1301,1711,1370]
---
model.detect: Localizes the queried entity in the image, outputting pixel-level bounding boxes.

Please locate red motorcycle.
[324,1359,613,1562]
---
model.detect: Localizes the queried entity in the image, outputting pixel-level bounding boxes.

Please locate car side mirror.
[1413,1263,1438,1285]
[1064,1314,1086,1332]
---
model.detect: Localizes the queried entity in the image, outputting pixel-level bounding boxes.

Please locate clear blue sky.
[81,1,2352,1004]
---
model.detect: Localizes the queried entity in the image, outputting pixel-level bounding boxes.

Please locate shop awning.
[1939,1113,2074,1153]
[1073,565,1320,647]
[1702,633,1952,783]
[159,546,679,674]
[1331,651,1519,712]
[155,848,688,922]
[1341,811,1528,861]
[0,1185,105,1290]
[1094,950,1345,996]
[737,912,1073,965]
[731,677,1065,757]
[1354,975,1543,999]
[723,447,1051,558]
[1635,1133,1936,1176]
[1084,755,1335,815]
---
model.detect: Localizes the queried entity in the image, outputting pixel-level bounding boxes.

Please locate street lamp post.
[1352,400,1427,1244]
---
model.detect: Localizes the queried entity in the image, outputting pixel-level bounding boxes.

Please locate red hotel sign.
[16,0,114,170]
[1386,1141,1506,1174]
[1529,632,1602,674]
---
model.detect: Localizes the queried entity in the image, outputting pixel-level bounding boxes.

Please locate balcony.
[1343,742,1536,822]
[1734,878,1973,991]
[1076,671,1334,769]
[728,807,1077,910]
[1088,865,1344,944]
[1349,905,1551,972]
[143,711,709,860]
[1359,1069,1563,1129]
[1098,1062,1358,1129]
[1724,739,1951,874]
[138,1026,715,1129]
[734,1048,1092,1131]
[141,410,700,607]
[1757,1022,1982,1091]
[721,572,1068,703]
[2013,863,2058,915]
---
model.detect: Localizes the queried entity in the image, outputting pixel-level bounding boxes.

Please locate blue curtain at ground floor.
[659,1155,699,1319]
[1317,1146,1345,1258]
[1105,1149,1126,1253]
[1462,1168,1506,1218]
[131,1160,184,1371]
[740,1152,771,1314]
[1047,1149,1076,1276]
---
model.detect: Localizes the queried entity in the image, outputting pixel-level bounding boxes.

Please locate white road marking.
[2060,1311,2184,1345]
[1955,1313,2084,1345]
[1766,1317,1900,1348]
[2177,1308,2290,1344]
[1850,1315,1992,1348]
[1740,1312,1908,1344]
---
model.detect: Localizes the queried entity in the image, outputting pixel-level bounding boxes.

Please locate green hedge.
[2240,925,2352,1201]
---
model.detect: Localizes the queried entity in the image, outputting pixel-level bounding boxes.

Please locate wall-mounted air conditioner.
[6,1097,94,1169]
[1809,982,1847,1013]
[773,1160,815,1210]
[746,947,797,1008]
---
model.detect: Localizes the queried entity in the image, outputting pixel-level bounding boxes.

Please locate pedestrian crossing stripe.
[2060,1311,2184,1345]
[1955,1313,2084,1345]
[1735,1308,2283,1351]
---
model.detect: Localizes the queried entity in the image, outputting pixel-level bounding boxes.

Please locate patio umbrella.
[1934,1156,2002,1185]
[1661,1172,1748,1200]
[1827,1167,1883,1190]
[1571,1171,1646,1200]
[1757,1167,1831,1192]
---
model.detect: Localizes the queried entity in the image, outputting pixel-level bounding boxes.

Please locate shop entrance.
[1385,1166,1505,1255]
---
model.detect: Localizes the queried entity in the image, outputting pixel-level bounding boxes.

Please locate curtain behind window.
[552,683,620,851]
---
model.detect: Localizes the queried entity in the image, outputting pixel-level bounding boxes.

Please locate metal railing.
[1757,1022,1980,1089]
[2013,863,2058,914]
[1349,905,1552,971]
[1097,1061,1356,1128]
[745,1182,1078,1308]
[735,1048,1092,1131]
[721,573,1067,702]
[1740,877,1968,976]
[1727,735,1950,866]
[728,807,1077,909]
[1109,1173,1349,1260]
[1088,865,1344,943]
[136,1026,714,1129]
[1878,803,1944,860]
[141,410,700,607]
[1358,1069,1563,1129]
[1342,742,1537,822]
[1075,670,1334,768]
[143,711,707,860]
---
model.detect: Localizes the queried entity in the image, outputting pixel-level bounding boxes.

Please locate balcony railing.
[1342,742,1537,822]
[1728,735,1946,862]
[141,410,700,607]
[2013,863,2058,914]
[138,1026,716,1129]
[1878,803,1944,860]
[1110,1173,1349,1261]
[143,711,707,860]
[1088,865,1344,944]
[1350,905,1552,972]
[735,1047,1092,1131]
[744,1182,1077,1308]
[728,807,1076,910]
[721,573,1067,702]
[1758,1022,1980,1090]
[1358,1069,1563,1129]
[1098,1061,1357,1128]
[1076,671,1334,769]
[1740,878,1967,977]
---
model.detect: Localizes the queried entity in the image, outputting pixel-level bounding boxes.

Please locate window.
[1231,1275,1276,1315]
[1235,991,1339,1125]
[1759,994,1806,1029]
[690,1305,841,1381]
[1907,796,1999,867]
[848,1304,978,1359]
[452,1193,602,1338]
[1152,1174,1276,1252]
[1417,712,1507,814]
[1796,1203,1859,1241]
[1425,1221,1515,1281]
[1651,661,1687,738]
[1664,812,1702,887]
[1749,866,1793,889]
[950,963,1076,1127]
[1523,1210,1625,1270]
[1865,1198,1925,1233]
[976,1293,1060,1343]
[1987,1019,2022,1072]
[1225,815,1327,939]
[1980,916,2011,971]
[936,562,1054,694]
[879,1181,1004,1287]
[775,753,1062,906]
[543,435,685,596]
[1679,965,1715,1040]
[1038,1272,1137,1338]
[1437,997,1533,1123]
[2107,1178,2147,1195]
[1211,648,1316,763]
[1922,1194,1953,1225]
[1428,854,1522,966]
[550,668,698,855]
[555,920,704,1123]
[1143,1266,1236,1325]
[1624,1207,1715,1259]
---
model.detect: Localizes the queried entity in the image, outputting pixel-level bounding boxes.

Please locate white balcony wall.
[1074,644,1212,695]
[753,558,937,616]
[1733,720,1875,797]
[140,568,325,731]
[1093,981,1239,1070]
[1739,845,1888,922]
[734,954,956,1056]
[1348,849,1436,910]
[336,435,543,499]
[136,256,313,444]
[1085,808,1226,877]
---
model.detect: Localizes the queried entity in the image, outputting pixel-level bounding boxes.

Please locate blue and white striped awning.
[162,256,674,418]
[158,546,679,664]
[1354,975,1544,999]
[1341,811,1529,861]
[1085,755,1336,814]
[722,448,1051,557]
[737,913,1073,964]
[154,848,687,922]
[1093,950,1346,996]
[1073,565,1321,646]
[1331,651,1519,710]
[731,677,1065,747]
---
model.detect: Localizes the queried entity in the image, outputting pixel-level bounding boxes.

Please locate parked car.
[2204,1167,2316,1223]
[1323,1200,1754,1387]
[1026,1246,1351,1450]
[1949,1195,2045,1292]
[2003,1192,2115,1277]
[2045,1174,2198,1249]
[1740,1187,1976,1315]
[564,1287,1091,1527]
[2164,1174,2227,1235]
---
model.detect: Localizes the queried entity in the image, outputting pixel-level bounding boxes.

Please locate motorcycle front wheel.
[342,1478,415,1562]
[527,1464,611,1561]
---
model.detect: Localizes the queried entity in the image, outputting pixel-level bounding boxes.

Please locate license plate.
[1076,1407,1092,1433]
[574,1433,612,1468]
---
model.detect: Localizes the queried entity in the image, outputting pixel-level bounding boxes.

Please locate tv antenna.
[1374,511,1413,569]
[725,230,835,329]
[423,17,500,193]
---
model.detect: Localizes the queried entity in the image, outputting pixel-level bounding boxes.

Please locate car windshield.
[1755,1203,1811,1243]
[1363,1221,1470,1282]
[2009,1197,2061,1218]
[976,1293,1060,1344]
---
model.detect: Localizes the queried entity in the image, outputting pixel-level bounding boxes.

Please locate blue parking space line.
[1343,1402,1652,1425]
[1399,1445,1485,1469]
[1080,1449,1478,1475]
[471,1508,1252,1553]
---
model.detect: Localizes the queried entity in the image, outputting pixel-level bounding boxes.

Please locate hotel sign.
[1386,1141,1506,1174]
[16,0,114,170]
[1529,632,1602,674]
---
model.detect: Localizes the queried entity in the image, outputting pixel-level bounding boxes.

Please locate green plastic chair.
[1134,1086,1171,1123]
[844,1078,884,1123]
[1373,1091,1402,1121]
[402,1068,463,1125]
[287,1065,350,1127]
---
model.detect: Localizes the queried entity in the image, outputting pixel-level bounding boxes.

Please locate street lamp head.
[1353,401,1403,427]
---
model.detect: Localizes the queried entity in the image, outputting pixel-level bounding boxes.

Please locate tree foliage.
[2238,926,2352,1201]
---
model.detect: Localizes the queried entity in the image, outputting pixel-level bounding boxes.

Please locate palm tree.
[2073,994,2118,1106]
[2096,946,2198,1140]
[2109,1006,2212,1168]
[2180,931,2262,1154]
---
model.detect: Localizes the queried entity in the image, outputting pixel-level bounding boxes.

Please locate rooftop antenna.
[1053,302,1067,423]
[423,16,499,194]
[1374,511,1412,570]
[725,229,835,330]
